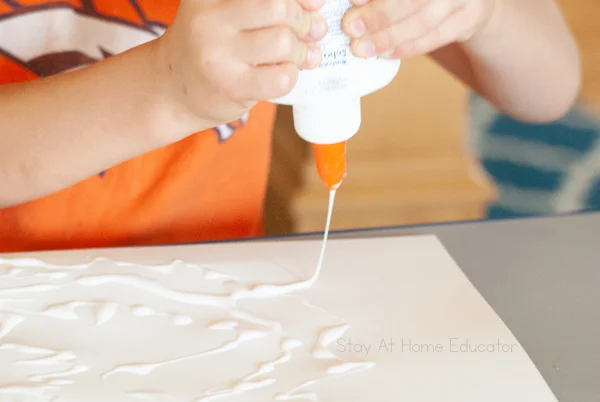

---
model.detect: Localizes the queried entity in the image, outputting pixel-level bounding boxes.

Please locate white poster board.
[0,235,557,401]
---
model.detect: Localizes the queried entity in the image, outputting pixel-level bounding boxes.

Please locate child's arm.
[430,0,580,123]
[342,0,580,123]
[0,0,326,208]
[0,42,197,208]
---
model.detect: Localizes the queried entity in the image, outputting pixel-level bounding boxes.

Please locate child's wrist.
[463,0,503,52]
[144,38,213,144]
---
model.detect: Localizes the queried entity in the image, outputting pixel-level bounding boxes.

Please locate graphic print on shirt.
[0,0,248,151]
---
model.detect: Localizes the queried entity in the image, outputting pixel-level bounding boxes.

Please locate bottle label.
[304,0,381,95]
[318,0,352,69]
[272,0,400,103]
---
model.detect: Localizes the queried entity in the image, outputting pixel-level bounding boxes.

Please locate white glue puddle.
[0,227,373,402]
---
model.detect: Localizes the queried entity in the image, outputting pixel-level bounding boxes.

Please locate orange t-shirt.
[0,0,277,253]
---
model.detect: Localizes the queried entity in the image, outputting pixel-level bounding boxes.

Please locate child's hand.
[157,0,327,128]
[341,0,495,59]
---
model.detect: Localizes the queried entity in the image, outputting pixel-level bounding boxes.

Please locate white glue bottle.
[272,0,401,284]
[272,0,401,190]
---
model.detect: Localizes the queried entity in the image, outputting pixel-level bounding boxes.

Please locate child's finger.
[384,6,469,58]
[297,0,326,11]
[238,26,322,68]
[230,0,315,39]
[350,0,460,57]
[343,0,432,37]
[304,13,328,42]
[239,63,299,101]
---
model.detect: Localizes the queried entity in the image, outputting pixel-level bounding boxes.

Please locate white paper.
[0,235,557,401]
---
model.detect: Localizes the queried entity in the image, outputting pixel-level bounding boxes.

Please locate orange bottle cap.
[312,141,347,190]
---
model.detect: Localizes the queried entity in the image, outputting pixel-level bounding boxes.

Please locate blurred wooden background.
[264,0,600,235]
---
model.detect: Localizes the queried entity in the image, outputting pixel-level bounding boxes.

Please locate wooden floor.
[264,0,600,235]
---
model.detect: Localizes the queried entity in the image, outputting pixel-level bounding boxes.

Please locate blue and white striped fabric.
[467,93,600,219]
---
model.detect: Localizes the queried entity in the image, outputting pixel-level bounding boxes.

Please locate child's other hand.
[157,0,327,128]
[342,0,495,59]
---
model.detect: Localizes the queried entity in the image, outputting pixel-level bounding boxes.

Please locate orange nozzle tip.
[312,141,347,190]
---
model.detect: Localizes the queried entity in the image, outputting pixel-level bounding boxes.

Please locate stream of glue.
[309,188,336,285]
